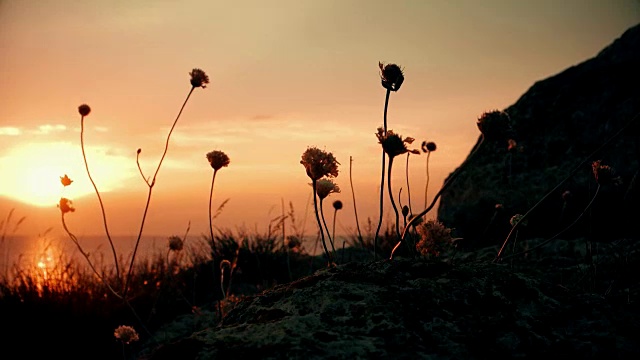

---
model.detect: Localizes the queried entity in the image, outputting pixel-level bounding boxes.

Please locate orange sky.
[1,0,639,240]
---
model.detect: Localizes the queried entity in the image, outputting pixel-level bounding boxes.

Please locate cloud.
[32,124,67,135]
[0,127,22,136]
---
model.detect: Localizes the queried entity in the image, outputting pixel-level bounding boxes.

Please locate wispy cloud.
[0,127,22,136]
[31,124,67,135]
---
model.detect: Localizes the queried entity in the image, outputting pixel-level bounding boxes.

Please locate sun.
[0,142,133,207]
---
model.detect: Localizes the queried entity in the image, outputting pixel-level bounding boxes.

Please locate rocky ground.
[137,237,640,359]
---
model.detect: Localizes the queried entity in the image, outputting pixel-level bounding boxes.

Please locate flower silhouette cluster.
[58,198,75,214]
[114,325,139,344]
[78,104,91,117]
[168,236,184,251]
[314,178,340,200]
[189,68,210,88]
[476,110,512,141]
[376,127,419,158]
[416,219,455,257]
[206,150,230,171]
[300,147,339,181]
[379,62,405,91]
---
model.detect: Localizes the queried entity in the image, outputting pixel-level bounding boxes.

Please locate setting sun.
[0,142,134,207]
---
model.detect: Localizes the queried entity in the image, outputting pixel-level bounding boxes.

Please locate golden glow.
[0,142,134,207]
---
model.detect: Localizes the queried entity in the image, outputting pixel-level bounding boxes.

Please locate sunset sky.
[1,0,639,241]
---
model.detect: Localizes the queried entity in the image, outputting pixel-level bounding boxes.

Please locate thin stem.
[208,169,219,256]
[424,152,431,209]
[374,88,392,260]
[500,185,601,261]
[391,136,486,259]
[319,198,336,259]
[81,116,120,281]
[406,152,413,214]
[349,156,365,248]
[136,151,150,186]
[332,208,338,252]
[387,156,401,241]
[123,86,195,299]
[312,180,332,263]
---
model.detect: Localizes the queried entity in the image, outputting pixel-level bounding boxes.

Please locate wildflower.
[416,219,454,257]
[168,236,184,251]
[507,139,517,152]
[189,68,210,88]
[402,205,410,217]
[58,198,75,214]
[509,214,527,227]
[313,178,340,200]
[114,325,139,344]
[78,104,91,117]
[422,141,436,153]
[206,150,230,171]
[376,127,420,158]
[379,62,405,91]
[592,160,620,186]
[300,147,339,181]
[332,200,343,210]
[60,174,73,187]
[476,110,512,141]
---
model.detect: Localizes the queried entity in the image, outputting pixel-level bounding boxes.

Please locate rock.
[437,23,640,247]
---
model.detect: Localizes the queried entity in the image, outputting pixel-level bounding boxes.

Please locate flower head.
[313,178,340,200]
[168,236,184,251]
[189,68,210,88]
[114,325,139,345]
[60,174,73,187]
[592,160,620,186]
[58,198,75,214]
[476,110,512,141]
[509,214,527,227]
[421,141,436,153]
[332,200,343,210]
[416,219,454,257]
[300,147,339,181]
[402,205,410,217]
[379,62,405,91]
[206,150,230,171]
[78,104,91,117]
[376,127,419,158]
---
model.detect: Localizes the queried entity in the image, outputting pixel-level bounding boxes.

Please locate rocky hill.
[438,23,640,247]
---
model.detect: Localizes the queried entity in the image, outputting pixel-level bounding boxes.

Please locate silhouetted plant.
[349,156,365,248]
[421,141,436,209]
[332,200,343,253]
[374,62,404,260]
[206,150,231,257]
[300,146,339,264]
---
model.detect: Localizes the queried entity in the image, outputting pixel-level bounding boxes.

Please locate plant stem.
[424,151,431,209]
[406,152,413,214]
[349,156,365,248]
[81,116,120,282]
[312,180,332,263]
[387,156,401,241]
[319,198,336,259]
[208,169,220,256]
[123,86,195,299]
[374,88,392,260]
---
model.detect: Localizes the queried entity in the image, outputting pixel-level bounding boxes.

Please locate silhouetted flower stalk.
[377,128,419,244]
[405,152,414,214]
[301,147,339,264]
[374,61,404,260]
[332,200,343,252]
[349,156,365,248]
[316,178,340,258]
[77,104,121,283]
[123,68,209,299]
[206,150,230,257]
[422,141,436,208]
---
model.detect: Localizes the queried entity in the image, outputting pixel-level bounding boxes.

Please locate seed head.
[58,198,75,214]
[477,110,512,141]
[168,236,184,251]
[314,178,340,200]
[60,174,73,187]
[114,325,139,345]
[189,68,210,88]
[300,147,339,181]
[78,104,91,117]
[421,141,436,153]
[332,200,343,210]
[509,214,527,227]
[376,128,419,158]
[379,62,405,91]
[206,150,230,171]
[402,205,410,217]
